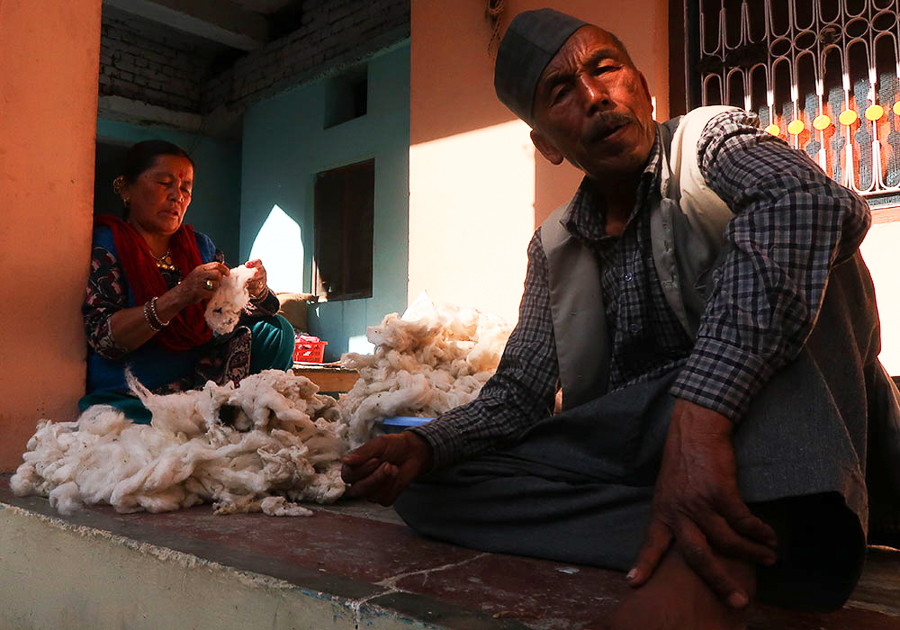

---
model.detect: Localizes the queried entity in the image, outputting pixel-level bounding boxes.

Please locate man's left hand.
[628,399,779,607]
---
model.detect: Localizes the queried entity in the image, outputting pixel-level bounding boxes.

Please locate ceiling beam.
[104,0,268,51]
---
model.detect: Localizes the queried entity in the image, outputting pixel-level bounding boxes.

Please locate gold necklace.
[153,250,177,273]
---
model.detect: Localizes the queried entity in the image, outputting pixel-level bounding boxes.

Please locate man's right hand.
[340,432,434,506]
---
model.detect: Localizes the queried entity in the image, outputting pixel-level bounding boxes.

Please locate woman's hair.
[121,140,194,183]
[117,140,194,217]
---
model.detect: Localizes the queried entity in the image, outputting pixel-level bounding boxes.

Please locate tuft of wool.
[340,292,511,447]
[11,370,347,517]
[205,265,257,334]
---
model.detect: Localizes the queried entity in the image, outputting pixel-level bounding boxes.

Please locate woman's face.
[123,155,194,237]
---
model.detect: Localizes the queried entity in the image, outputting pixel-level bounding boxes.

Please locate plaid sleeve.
[410,230,560,468]
[671,110,871,420]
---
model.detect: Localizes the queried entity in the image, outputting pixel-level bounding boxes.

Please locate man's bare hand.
[628,399,778,608]
[341,432,434,506]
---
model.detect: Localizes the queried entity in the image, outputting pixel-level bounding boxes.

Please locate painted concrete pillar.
[0,0,102,470]
[408,0,668,325]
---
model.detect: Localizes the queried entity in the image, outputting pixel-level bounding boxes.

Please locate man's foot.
[606,549,756,630]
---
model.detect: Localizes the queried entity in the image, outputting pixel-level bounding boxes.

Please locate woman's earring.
[113,176,130,209]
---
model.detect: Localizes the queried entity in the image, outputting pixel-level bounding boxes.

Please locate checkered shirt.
[411,110,871,469]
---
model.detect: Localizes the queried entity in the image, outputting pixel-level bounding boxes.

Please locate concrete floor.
[1,474,899,629]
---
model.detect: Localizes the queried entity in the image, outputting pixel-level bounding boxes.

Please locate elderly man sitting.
[342,8,900,628]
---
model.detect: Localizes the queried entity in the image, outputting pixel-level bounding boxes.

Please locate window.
[685,0,900,205]
[680,0,900,373]
[313,160,374,301]
[324,64,368,128]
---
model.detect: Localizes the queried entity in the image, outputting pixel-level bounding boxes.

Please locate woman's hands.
[109,262,226,352]
[109,259,267,352]
[155,262,229,322]
[244,259,268,299]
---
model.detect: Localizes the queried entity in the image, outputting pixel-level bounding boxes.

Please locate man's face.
[530,26,656,181]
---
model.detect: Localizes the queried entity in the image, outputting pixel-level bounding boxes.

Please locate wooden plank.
[292,366,359,392]
[872,206,900,225]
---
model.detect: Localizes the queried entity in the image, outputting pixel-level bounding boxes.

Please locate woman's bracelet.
[251,285,270,302]
[144,296,170,331]
[149,296,171,326]
[143,300,162,331]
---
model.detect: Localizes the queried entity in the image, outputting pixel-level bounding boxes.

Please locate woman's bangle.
[144,296,170,331]
[251,286,270,302]
[151,296,171,326]
[143,300,162,331]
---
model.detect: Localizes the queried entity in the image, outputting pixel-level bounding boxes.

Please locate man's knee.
[751,492,865,612]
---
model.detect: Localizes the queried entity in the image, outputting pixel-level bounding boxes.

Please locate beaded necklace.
[153,250,177,273]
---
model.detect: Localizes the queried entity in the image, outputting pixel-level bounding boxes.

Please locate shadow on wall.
[534,151,585,226]
[94,140,130,219]
[409,1,513,148]
[410,0,669,231]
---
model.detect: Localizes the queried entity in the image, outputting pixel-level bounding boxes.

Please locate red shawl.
[95,214,213,352]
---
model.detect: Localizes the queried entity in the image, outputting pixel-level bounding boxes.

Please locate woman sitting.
[81,140,295,422]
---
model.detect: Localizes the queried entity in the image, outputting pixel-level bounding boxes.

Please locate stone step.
[1,475,898,630]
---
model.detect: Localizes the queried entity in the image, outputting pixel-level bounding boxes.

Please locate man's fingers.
[675,521,750,608]
[721,499,778,549]
[698,512,778,566]
[379,459,424,506]
[345,462,396,499]
[342,439,387,466]
[370,464,403,505]
[340,457,381,484]
[628,519,672,587]
[341,433,428,504]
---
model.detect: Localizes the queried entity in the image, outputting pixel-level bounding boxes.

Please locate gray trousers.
[395,254,889,611]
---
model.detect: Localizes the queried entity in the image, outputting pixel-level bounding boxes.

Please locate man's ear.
[531,129,564,165]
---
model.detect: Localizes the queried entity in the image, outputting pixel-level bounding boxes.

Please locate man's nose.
[579,76,611,112]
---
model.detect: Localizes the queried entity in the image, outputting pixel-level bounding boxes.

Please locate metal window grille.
[692,0,900,204]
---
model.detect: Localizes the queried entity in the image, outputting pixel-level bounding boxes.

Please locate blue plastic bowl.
[380,416,435,433]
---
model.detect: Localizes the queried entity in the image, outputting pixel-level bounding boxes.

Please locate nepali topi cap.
[494,8,588,127]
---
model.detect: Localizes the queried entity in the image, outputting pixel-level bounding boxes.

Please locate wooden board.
[292,365,359,393]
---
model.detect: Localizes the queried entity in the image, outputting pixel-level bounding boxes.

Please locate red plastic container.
[293,335,328,363]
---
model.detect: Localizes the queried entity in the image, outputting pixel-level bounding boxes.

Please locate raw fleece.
[205,265,256,334]
[11,370,347,516]
[341,292,511,447]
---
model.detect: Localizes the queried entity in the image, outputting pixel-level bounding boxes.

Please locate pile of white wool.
[340,292,511,447]
[11,370,347,517]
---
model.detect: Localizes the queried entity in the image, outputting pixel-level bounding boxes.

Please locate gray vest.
[540,106,739,409]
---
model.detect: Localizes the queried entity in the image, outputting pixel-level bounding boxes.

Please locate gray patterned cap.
[494,8,588,127]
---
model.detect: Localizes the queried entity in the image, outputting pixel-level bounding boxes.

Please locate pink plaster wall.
[0,0,102,470]
[412,0,669,147]
[409,0,668,324]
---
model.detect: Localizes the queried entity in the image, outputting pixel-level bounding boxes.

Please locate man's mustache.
[584,112,635,143]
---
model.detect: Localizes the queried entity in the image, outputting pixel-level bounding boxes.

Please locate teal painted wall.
[240,43,410,361]
[96,118,242,263]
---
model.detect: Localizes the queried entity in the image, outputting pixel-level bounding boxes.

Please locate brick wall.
[98,1,409,123]
[202,0,410,113]
[100,7,231,113]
